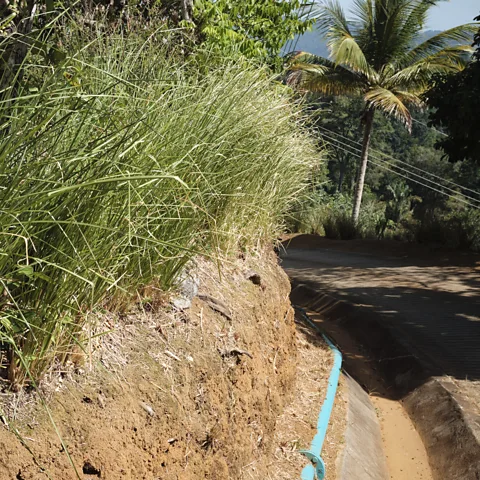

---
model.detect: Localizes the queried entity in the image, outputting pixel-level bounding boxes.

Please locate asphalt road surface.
[281,236,480,395]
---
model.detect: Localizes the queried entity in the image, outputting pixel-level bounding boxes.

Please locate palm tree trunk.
[180,0,193,22]
[338,164,345,193]
[352,109,374,225]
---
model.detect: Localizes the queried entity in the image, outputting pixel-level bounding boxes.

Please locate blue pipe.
[295,306,343,480]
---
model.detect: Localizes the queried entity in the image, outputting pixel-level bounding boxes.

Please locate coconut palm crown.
[289,0,479,224]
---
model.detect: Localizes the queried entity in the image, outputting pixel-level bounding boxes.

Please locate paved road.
[281,237,480,406]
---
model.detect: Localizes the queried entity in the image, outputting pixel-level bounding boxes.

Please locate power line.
[316,123,480,200]
[412,118,448,137]
[318,126,480,204]
[324,139,480,210]
[317,123,480,199]
[316,130,480,210]
[319,129,480,207]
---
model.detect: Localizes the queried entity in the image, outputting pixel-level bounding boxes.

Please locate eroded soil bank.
[0,250,309,480]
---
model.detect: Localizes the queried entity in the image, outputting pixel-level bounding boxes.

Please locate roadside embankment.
[0,250,302,479]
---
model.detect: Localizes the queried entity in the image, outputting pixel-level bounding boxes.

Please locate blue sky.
[336,0,479,29]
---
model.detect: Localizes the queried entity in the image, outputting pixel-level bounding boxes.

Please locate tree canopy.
[427,14,480,164]
[289,0,477,129]
[193,0,313,64]
[288,0,478,223]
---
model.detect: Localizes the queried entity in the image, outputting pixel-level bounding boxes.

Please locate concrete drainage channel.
[290,282,480,480]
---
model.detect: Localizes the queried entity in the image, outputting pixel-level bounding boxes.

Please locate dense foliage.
[194,0,313,64]
[289,0,477,223]
[288,95,480,251]
[427,15,480,164]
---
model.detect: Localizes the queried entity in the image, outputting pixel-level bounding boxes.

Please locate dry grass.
[0,250,301,480]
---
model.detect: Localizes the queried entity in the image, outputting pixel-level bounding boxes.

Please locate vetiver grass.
[0,30,318,387]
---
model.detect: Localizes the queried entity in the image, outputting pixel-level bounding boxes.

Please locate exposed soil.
[374,396,432,480]
[244,315,347,480]
[0,249,311,480]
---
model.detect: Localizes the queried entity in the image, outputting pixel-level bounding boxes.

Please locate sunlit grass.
[0,31,319,386]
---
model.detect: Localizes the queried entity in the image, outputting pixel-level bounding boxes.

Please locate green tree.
[289,0,477,224]
[309,96,363,193]
[427,14,480,164]
[193,0,313,65]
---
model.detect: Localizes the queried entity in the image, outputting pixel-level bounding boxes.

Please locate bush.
[323,210,357,240]
[414,209,480,251]
[285,186,329,235]
[0,32,317,385]
[288,189,385,240]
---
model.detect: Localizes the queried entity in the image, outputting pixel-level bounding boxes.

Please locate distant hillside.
[287,29,329,57]
[285,29,442,57]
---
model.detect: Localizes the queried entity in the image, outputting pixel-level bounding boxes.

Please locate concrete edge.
[339,374,389,480]
[290,282,480,480]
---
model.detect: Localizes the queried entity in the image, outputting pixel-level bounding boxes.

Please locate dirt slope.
[0,250,301,480]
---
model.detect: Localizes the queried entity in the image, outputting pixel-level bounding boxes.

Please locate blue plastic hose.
[295,306,343,480]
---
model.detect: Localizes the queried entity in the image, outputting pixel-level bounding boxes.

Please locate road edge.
[339,374,389,480]
[290,282,480,480]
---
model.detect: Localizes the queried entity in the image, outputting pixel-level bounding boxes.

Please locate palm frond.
[386,45,473,92]
[350,0,376,62]
[297,70,365,96]
[398,23,479,67]
[352,1,422,67]
[370,0,420,67]
[398,0,444,46]
[317,0,352,37]
[288,53,365,95]
[351,0,374,30]
[364,86,412,129]
[327,31,374,78]
[394,90,426,110]
[288,51,339,70]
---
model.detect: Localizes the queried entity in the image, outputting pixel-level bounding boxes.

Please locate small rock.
[82,461,101,477]
[97,393,106,409]
[171,269,200,310]
[140,401,156,417]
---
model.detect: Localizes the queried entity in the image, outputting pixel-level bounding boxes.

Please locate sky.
[335,0,479,30]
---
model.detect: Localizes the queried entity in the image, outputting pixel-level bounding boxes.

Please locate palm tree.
[289,0,478,224]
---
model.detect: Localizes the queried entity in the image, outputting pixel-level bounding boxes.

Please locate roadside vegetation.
[0,11,317,386]
[287,1,480,251]
[0,0,478,400]
[287,95,480,251]
[0,1,478,478]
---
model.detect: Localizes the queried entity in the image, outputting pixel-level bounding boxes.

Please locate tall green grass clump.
[0,31,317,387]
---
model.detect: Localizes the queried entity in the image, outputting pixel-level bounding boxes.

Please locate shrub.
[414,209,480,251]
[323,210,356,240]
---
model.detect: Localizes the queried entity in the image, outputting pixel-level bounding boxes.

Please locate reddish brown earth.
[0,250,312,480]
[244,315,346,480]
